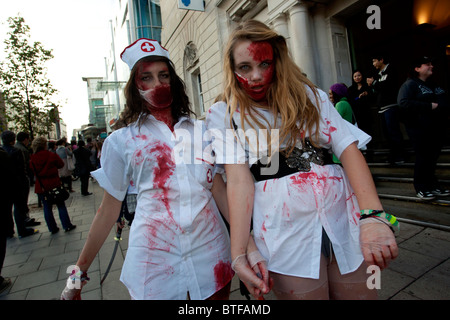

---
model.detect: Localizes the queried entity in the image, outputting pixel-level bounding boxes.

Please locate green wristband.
[360,209,399,234]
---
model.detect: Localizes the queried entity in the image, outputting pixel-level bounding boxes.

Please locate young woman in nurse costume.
[206,20,399,300]
[61,39,233,300]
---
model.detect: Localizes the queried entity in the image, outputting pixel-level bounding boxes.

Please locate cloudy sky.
[0,0,115,137]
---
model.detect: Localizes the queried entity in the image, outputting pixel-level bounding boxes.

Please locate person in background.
[329,83,355,164]
[1,130,38,238]
[15,132,34,186]
[367,54,405,164]
[0,147,14,293]
[56,138,74,192]
[96,141,103,169]
[348,70,374,137]
[14,131,40,226]
[47,140,56,153]
[86,137,98,173]
[73,140,93,196]
[30,136,76,234]
[397,56,450,200]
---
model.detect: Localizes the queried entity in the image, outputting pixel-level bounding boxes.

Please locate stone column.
[312,3,334,90]
[272,13,289,40]
[288,2,317,83]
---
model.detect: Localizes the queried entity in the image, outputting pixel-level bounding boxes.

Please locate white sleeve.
[91,131,131,201]
[205,102,247,164]
[315,89,371,158]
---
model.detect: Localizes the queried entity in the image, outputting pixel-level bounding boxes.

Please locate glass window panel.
[134,0,162,42]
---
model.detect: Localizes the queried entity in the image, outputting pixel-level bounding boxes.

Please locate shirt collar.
[379,63,389,75]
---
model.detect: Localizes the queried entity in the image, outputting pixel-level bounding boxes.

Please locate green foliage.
[0,16,59,139]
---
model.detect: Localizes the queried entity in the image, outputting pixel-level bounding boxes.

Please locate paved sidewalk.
[1,179,449,300]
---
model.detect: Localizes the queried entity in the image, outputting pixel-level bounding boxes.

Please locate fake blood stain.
[235,41,274,101]
[141,141,180,252]
[323,120,337,144]
[213,261,232,290]
[148,84,172,108]
[247,41,273,63]
[150,142,175,217]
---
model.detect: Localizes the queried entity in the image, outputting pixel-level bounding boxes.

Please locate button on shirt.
[205,87,371,278]
[92,116,232,299]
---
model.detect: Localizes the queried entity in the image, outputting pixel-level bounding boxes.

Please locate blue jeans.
[38,194,72,232]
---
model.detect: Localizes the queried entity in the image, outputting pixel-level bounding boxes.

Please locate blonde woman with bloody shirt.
[206,20,398,300]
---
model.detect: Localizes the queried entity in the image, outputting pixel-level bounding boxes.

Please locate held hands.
[360,219,399,270]
[231,236,272,299]
[60,267,89,300]
[61,280,83,300]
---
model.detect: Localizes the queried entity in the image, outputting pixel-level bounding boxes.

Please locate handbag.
[67,155,75,171]
[43,186,70,204]
[32,162,70,204]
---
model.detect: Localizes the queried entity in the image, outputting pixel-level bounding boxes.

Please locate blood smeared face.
[233,40,274,102]
[135,61,173,109]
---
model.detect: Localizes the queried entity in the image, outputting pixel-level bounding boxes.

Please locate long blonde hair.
[219,20,321,155]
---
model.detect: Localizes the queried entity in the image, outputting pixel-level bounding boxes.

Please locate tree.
[0,16,58,139]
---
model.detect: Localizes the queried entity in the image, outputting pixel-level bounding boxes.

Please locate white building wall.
[161,1,227,117]
[102,0,131,130]
[159,0,356,116]
[105,0,359,119]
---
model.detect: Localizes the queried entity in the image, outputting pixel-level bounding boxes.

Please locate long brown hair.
[121,55,195,126]
[219,20,321,155]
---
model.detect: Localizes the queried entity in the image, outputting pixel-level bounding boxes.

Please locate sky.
[0,0,115,138]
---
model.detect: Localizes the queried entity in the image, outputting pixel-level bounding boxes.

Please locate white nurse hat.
[120,38,170,70]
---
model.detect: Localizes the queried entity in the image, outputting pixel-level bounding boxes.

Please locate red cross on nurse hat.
[120,38,170,70]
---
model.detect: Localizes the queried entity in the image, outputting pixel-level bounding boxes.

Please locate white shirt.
[92,115,233,299]
[205,87,371,278]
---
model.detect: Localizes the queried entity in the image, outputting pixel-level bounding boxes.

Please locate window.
[134,0,162,42]
[192,70,205,117]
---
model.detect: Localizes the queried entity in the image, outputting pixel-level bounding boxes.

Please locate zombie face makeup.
[135,61,173,109]
[139,85,172,109]
[233,40,274,102]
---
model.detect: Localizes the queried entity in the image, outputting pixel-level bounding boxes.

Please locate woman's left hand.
[360,220,398,270]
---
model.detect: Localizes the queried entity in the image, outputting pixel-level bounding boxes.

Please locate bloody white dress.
[92,115,233,299]
[205,87,371,279]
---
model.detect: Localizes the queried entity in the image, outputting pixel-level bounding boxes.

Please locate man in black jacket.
[0,147,13,293]
[73,140,93,196]
[1,130,38,238]
[367,54,406,164]
[397,56,449,200]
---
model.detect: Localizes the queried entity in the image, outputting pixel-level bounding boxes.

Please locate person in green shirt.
[329,83,355,163]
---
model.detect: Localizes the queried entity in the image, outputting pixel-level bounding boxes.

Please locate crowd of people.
[2,19,449,300]
[0,131,103,293]
[327,54,449,201]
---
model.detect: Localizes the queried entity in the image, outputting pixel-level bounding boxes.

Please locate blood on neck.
[150,107,174,132]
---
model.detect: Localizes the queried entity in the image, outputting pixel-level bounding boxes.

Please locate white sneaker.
[416,191,436,200]
[431,188,450,197]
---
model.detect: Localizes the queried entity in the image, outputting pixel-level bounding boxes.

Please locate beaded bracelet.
[360,209,399,235]
[70,268,90,283]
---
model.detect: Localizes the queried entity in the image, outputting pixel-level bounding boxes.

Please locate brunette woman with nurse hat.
[61,39,234,300]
